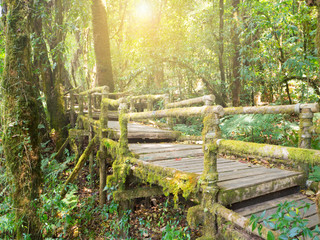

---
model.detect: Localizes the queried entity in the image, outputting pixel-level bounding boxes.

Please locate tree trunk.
[218,0,227,101]
[231,0,241,107]
[2,0,42,238]
[33,1,67,150]
[91,0,114,91]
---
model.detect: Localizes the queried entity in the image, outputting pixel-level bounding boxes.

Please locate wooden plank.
[109,121,173,133]
[219,171,301,190]
[218,168,283,183]
[158,160,254,171]
[140,149,203,162]
[130,144,202,154]
[235,193,306,216]
[218,174,305,205]
[255,203,317,221]
[307,214,320,229]
[193,164,262,174]
[152,157,231,166]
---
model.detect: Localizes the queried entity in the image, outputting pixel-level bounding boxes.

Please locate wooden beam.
[224,103,319,115]
[126,105,224,120]
[113,186,163,201]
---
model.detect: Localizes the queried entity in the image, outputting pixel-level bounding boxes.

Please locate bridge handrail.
[166,95,215,109]
[124,105,224,120]
[216,139,320,166]
[224,103,319,115]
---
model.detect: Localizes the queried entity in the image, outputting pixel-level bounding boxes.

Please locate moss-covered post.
[299,106,313,184]
[299,106,313,149]
[129,96,135,113]
[164,93,173,129]
[119,99,130,156]
[79,95,84,116]
[70,90,75,128]
[147,98,153,112]
[88,93,93,120]
[201,111,221,238]
[98,86,109,205]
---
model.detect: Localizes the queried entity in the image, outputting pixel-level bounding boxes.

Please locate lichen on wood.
[224,103,319,115]
[166,95,215,108]
[128,157,201,205]
[217,139,320,165]
[126,105,224,121]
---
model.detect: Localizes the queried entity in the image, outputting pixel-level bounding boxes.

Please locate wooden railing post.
[70,91,75,128]
[88,93,93,120]
[119,99,129,156]
[164,94,173,129]
[201,110,222,237]
[147,98,153,112]
[129,96,135,113]
[79,95,84,116]
[203,95,215,106]
[98,86,109,206]
[299,105,313,183]
[299,105,313,149]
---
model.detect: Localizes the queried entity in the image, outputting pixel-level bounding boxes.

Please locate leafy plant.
[162,220,191,240]
[309,166,320,182]
[250,200,320,240]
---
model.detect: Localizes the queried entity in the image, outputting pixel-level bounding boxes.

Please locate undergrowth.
[250,200,320,240]
[0,137,197,239]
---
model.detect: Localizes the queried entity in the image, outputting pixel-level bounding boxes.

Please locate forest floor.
[72,162,203,240]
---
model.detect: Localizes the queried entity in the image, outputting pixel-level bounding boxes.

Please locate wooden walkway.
[129,143,305,205]
[67,89,320,238]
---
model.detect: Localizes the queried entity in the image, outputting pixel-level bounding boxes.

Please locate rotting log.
[217,139,320,165]
[166,95,215,109]
[113,186,163,201]
[125,105,224,121]
[224,103,319,115]
[60,135,98,198]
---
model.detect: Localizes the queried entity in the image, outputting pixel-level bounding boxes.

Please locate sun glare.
[135,2,152,20]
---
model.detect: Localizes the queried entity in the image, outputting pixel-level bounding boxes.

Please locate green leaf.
[267,231,275,240]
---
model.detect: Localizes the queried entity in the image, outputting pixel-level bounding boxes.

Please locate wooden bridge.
[63,86,320,239]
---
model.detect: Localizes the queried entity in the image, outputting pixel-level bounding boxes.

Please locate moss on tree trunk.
[2,0,42,238]
[33,1,67,150]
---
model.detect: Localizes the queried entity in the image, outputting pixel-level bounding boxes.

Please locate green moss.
[102,138,118,159]
[128,157,201,206]
[187,205,204,227]
[219,139,320,166]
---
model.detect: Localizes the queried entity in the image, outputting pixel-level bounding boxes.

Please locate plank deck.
[234,193,319,230]
[108,120,178,140]
[129,143,305,204]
